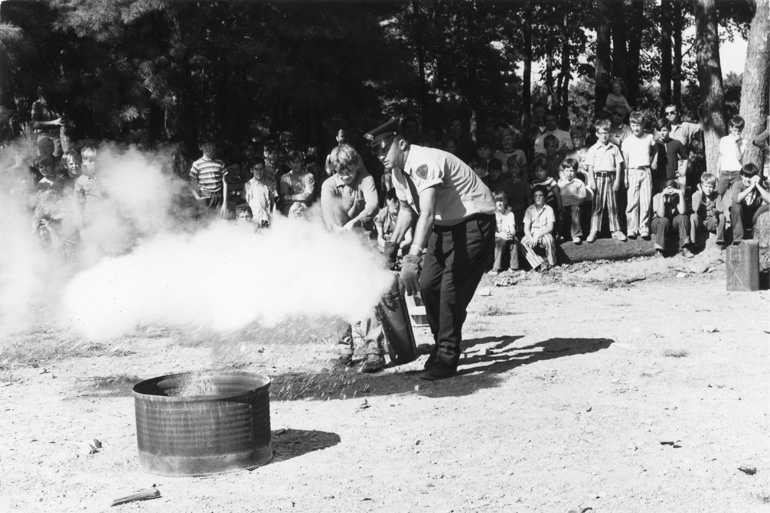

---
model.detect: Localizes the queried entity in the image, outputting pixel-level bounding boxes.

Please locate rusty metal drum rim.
[132,370,271,403]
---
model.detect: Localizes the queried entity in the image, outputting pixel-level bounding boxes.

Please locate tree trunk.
[626,0,644,106]
[595,0,612,114]
[738,0,769,168]
[694,0,726,175]
[610,0,627,82]
[672,0,685,105]
[660,0,673,111]
[559,13,571,122]
[412,0,428,121]
[522,2,532,127]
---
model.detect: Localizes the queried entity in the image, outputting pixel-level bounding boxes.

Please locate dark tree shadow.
[270,336,613,401]
[270,429,340,464]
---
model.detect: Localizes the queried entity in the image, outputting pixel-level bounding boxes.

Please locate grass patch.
[663,349,689,358]
[78,374,141,398]
[0,325,108,369]
[479,305,508,317]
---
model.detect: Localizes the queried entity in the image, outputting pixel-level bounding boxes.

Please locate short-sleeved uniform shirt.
[585,141,623,173]
[395,144,495,226]
[621,134,656,168]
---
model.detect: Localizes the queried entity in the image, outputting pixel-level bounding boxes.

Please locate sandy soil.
[1,247,769,513]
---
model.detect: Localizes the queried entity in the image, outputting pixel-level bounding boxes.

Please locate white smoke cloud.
[1,141,393,342]
[61,219,393,340]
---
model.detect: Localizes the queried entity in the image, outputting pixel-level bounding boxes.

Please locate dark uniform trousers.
[420,213,495,367]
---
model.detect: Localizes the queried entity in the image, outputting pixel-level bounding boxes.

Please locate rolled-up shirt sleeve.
[354,174,380,222]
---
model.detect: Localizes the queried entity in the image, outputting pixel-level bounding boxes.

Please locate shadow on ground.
[270,336,613,401]
[270,428,341,464]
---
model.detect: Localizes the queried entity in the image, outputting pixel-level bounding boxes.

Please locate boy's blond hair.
[700,173,717,186]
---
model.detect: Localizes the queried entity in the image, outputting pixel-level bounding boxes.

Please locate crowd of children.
[465,104,770,271]
[4,84,770,274]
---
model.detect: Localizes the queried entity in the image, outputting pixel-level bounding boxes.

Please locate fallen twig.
[111,488,160,507]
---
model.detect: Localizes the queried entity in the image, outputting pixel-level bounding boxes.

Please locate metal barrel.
[726,240,760,291]
[132,371,272,476]
[376,273,418,365]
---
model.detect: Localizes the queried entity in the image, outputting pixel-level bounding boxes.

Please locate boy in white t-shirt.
[621,111,657,239]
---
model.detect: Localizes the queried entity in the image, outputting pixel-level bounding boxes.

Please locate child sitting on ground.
[651,180,694,258]
[689,172,725,248]
[521,185,557,270]
[730,163,770,244]
[557,158,589,244]
[531,157,563,230]
[492,190,520,273]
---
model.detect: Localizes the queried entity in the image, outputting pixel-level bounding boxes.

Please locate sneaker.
[587,232,597,243]
[419,360,457,380]
[680,247,694,259]
[641,233,651,240]
[613,231,627,241]
[572,237,582,245]
[627,232,638,240]
[360,354,386,373]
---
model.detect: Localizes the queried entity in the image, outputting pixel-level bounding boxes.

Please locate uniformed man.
[365,118,496,380]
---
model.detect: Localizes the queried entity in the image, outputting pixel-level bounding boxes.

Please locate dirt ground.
[1,245,769,513]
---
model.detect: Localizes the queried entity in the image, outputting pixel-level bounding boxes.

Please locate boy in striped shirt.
[190,138,225,211]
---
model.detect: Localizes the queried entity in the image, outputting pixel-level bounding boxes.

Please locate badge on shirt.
[415,164,428,179]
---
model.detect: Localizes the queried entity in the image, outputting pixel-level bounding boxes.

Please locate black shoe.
[334,354,354,369]
[360,355,385,373]
[423,345,438,370]
[419,361,457,380]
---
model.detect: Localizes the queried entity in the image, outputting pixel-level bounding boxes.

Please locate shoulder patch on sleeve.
[415,164,429,179]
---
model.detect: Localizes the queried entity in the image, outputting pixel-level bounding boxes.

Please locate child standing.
[557,158,589,244]
[622,111,656,240]
[189,138,225,211]
[279,150,315,216]
[492,191,520,273]
[585,118,626,242]
[654,118,688,193]
[689,173,726,247]
[506,156,531,234]
[74,144,105,224]
[244,158,277,228]
[717,116,747,197]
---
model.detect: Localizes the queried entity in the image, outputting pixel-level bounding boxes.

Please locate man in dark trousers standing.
[365,118,496,380]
